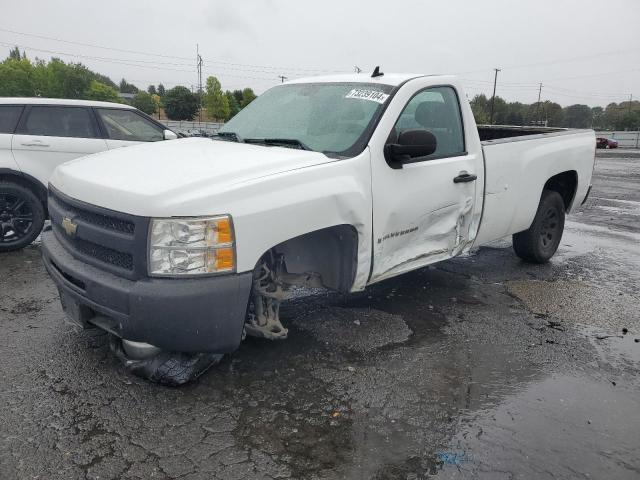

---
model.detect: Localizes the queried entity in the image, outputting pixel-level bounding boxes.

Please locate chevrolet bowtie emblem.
[61,217,77,237]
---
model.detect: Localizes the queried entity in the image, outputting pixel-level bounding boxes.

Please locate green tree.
[225,90,240,119]
[86,80,121,103]
[9,46,22,61]
[119,78,139,94]
[543,102,564,127]
[163,86,199,120]
[240,88,257,108]
[470,94,490,124]
[132,91,157,114]
[233,89,244,106]
[591,106,605,130]
[147,85,157,95]
[93,73,117,89]
[203,76,230,120]
[157,84,166,97]
[0,58,37,96]
[563,104,592,128]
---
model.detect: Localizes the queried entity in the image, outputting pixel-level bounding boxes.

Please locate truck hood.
[50,138,335,216]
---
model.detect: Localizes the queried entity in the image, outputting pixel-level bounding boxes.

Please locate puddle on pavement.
[506,278,639,333]
[437,374,640,480]
[581,324,640,366]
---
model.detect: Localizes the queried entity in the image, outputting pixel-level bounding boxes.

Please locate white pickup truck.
[42,71,595,384]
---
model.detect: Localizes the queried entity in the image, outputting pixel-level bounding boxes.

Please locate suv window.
[0,106,24,134]
[97,109,163,142]
[23,106,97,138]
[389,86,464,160]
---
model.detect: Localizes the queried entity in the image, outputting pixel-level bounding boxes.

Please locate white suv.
[0,98,177,251]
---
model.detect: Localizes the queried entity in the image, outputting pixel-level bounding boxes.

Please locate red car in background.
[596,137,619,149]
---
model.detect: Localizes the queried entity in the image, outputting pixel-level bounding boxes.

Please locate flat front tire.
[513,190,565,264]
[0,181,45,252]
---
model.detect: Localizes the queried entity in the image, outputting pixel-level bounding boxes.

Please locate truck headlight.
[148,216,235,276]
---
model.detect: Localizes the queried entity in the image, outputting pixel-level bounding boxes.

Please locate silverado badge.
[61,217,77,237]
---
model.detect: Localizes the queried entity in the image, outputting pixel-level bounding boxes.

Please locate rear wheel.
[0,181,45,252]
[513,190,565,264]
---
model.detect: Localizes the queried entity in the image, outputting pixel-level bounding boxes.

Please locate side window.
[0,106,24,134]
[389,86,464,160]
[97,109,163,142]
[23,106,97,138]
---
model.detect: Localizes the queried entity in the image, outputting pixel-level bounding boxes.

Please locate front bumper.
[42,228,253,353]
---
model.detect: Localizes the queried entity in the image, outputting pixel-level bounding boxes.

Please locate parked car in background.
[596,137,618,149]
[0,98,178,252]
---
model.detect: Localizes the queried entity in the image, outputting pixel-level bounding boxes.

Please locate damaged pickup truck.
[42,71,596,384]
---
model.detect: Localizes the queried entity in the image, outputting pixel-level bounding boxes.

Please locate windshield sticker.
[345,89,389,104]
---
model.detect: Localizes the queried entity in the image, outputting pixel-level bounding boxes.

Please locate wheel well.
[543,171,577,211]
[267,225,359,293]
[0,170,48,216]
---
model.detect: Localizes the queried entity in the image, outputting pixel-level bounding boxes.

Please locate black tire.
[109,337,223,386]
[513,190,565,264]
[0,181,45,252]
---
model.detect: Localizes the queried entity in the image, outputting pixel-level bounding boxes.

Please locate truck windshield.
[218,82,394,156]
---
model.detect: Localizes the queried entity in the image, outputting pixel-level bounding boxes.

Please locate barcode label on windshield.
[345,89,389,104]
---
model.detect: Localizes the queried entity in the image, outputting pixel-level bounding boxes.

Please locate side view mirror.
[163,129,178,140]
[384,129,437,169]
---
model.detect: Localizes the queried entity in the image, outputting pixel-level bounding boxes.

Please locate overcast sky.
[2,0,639,107]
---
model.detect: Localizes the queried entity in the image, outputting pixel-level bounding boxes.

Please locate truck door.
[369,83,483,283]
[12,105,108,187]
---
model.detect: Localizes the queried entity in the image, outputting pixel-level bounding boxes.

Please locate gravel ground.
[1,152,639,480]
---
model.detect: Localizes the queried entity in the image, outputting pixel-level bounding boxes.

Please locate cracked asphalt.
[1,152,639,480]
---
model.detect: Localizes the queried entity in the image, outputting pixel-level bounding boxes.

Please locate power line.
[499,48,640,71]
[0,26,193,60]
[0,26,348,75]
[0,40,287,84]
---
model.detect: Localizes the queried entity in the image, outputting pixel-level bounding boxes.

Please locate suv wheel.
[0,181,45,253]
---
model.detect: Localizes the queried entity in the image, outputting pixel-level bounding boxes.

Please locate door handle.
[21,141,50,147]
[453,173,477,183]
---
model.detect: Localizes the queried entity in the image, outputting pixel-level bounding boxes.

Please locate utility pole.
[535,82,543,125]
[489,68,501,125]
[197,44,203,122]
[629,94,633,116]
[278,75,288,83]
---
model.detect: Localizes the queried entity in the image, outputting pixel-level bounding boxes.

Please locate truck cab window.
[97,109,163,142]
[390,86,464,159]
[23,106,97,138]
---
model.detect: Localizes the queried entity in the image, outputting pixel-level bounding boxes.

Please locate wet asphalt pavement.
[1,152,639,480]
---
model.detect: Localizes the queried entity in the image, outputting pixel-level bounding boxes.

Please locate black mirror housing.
[384,129,437,169]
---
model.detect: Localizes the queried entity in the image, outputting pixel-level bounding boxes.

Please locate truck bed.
[478,125,568,142]
[473,128,595,246]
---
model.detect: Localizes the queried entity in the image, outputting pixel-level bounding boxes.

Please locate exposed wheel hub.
[245,254,289,340]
